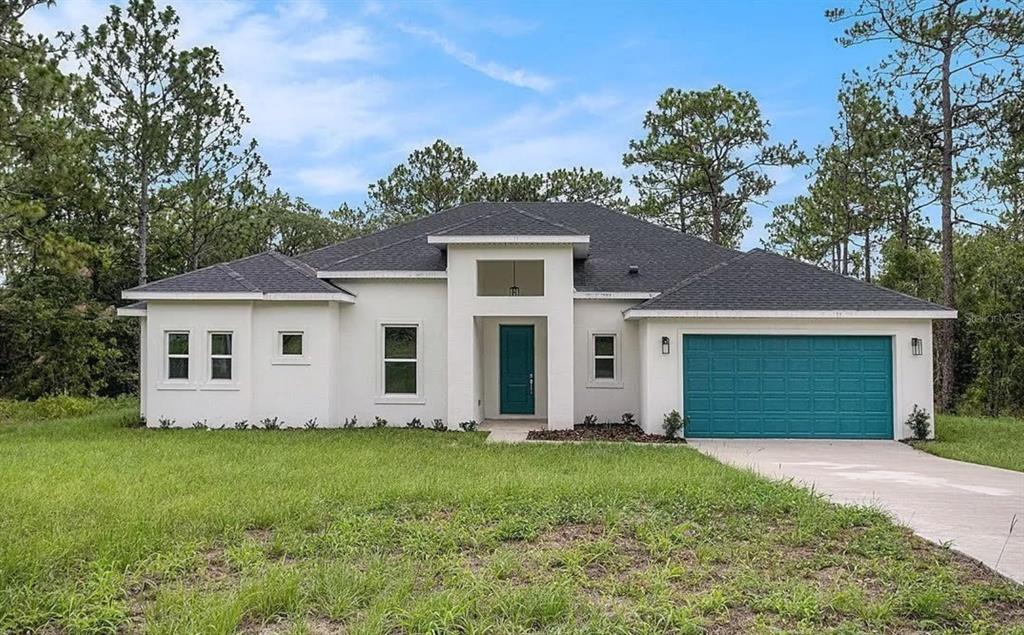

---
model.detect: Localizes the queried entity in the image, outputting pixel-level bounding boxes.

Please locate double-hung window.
[383,325,417,395]
[593,334,617,381]
[209,332,233,381]
[167,332,189,380]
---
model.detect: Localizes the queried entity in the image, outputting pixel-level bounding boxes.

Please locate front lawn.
[1,403,1022,634]
[912,414,1024,472]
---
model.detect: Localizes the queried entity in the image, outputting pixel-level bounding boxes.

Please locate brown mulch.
[527,423,685,444]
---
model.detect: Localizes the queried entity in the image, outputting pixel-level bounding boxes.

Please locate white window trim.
[207,331,236,385]
[376,320,425,404]
[272,330,310,366]
[161,330,192,388]
[587,330,622,388]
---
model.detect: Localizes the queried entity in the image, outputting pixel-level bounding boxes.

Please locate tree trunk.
[710,200,722,245]
[937,27,957,412]
[863,228,872,283]
[677,191,687,233]
[138,170,149,285]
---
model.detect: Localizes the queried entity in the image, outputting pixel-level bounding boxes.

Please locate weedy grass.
[1,402,1022,633]
[912,414,1024,472]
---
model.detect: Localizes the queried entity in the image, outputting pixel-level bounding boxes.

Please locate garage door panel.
[684,335,892,439]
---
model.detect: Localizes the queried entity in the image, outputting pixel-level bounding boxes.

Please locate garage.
[683,335,893,439]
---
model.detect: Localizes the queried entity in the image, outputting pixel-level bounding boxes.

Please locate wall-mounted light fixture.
[508,261,520,296]
[911,337,923,356]
[661,336,670,355]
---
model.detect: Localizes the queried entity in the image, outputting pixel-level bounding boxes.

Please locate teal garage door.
[683,335,893,439]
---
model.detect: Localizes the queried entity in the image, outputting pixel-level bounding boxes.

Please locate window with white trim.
[167,332,189,380]
[209,332,233,380]
[279,331,303,356]
[383,325,417,395]
[593,334,616,380]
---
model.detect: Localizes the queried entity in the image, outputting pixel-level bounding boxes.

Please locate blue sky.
[26,0,889,249]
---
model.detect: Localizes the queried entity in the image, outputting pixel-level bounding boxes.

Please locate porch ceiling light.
[911,337,923,356]
[661,336,670,355]
[509,261,520,296]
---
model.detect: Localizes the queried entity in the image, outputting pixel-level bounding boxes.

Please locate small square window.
[281,332,303,356]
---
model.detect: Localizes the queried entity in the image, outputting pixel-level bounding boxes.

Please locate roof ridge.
[635,251,754,309]
[218,263,261,292]
[322,207,513,268]
[506,204,584,234]
[296,201,483,262]
[754,248,952,310]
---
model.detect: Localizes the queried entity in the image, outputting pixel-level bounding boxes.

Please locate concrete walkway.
[690,440,1024,583]
[480,420,546,443]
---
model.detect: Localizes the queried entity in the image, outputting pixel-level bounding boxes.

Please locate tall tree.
[829,0,1024,409]
[367,139,478,227]
[73,0,187,285]
[623,85,805,247]
[158,46,268,273]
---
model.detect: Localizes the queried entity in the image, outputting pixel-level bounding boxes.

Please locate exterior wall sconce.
[508,261,520,296]
[661,336,670,355]
[911,337,923,356]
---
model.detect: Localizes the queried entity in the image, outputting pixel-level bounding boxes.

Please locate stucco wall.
[334,279,448,427]
[572,300,640,423]
[445,244,575,429]
[636,317,936,440]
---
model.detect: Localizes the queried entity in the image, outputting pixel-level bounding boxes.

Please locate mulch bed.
[527,423,685,444]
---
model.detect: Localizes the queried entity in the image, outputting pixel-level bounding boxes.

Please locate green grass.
[912,414,1024,472]
[1,402,1022,634]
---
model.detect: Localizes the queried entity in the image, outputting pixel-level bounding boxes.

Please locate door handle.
[529,373,534,396]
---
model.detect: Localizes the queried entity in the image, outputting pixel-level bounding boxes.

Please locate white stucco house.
[119,202,956,438]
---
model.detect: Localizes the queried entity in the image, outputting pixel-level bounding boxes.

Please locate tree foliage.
[623,85,804,247]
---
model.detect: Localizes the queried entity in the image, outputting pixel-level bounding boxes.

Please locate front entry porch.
[480,418,547,443]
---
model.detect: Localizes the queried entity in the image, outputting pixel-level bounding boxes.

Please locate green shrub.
[373,416,388,428]
[431,418,446,431]
[907,404,931,440]
[406,417,423,429]
[158,417,174,429]
[621,412,636,426]
[304,418,318,430]
[344,415,358,428]
[233,419,249,430]
[458,420,477,432]
[662,410,684,438]
[191,419,208,430]
[582,414,597,425]
[31,395,97,420]
[258,417,282,430]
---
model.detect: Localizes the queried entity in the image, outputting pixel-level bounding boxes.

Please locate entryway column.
[546,306,574,430]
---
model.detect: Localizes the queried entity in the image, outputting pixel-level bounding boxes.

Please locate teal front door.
[683,335,893,439]
[500,325,535,415]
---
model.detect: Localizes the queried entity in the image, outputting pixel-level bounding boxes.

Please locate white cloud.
[294,165,368,194]
[396,23,555,92]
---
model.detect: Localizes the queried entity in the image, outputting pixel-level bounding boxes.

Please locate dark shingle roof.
[635,249,950,312]
[125,203,950,313]
[125,251,347,295]
[298,201,741,292]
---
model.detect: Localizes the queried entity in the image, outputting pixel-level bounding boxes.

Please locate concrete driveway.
[689,440,1024,583]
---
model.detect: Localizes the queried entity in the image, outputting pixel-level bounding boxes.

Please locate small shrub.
[259,417,282,431]
[373,416,388,428]
[158,417,174,429]
[621,412,636,426]
[120,414,146,429]
[662,410,684,439]
[406,417,423,429]
[431,418,446,432]
[191,419,208,430]
[232,419,249,430]
[304,418,318,430]
[459,420,477,432]
[344,415,358,429]
[907,404,931,440]
[582,414,597,426]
